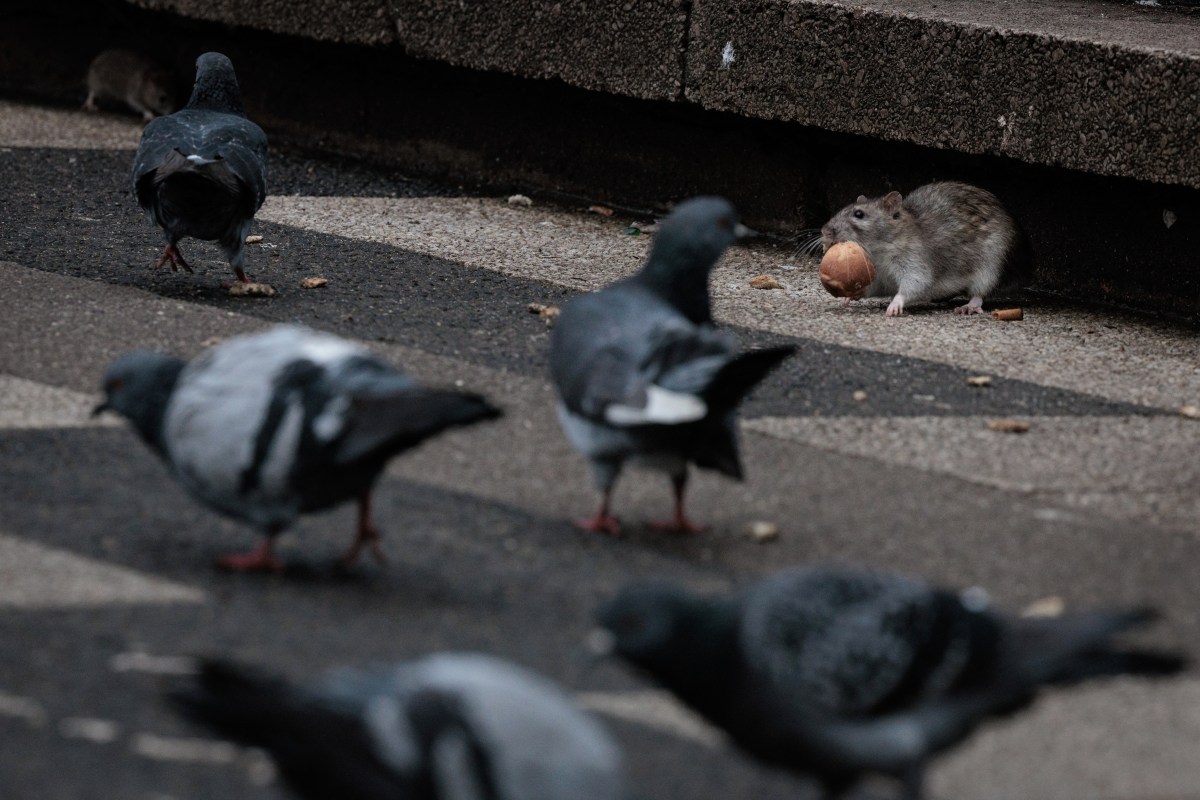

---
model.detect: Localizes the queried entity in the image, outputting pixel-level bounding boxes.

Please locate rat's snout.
[820,224,839,248]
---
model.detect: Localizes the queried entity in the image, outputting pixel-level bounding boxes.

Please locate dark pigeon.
[592,565,1185,800]
[549,197,795,535]
[131,51,267,284]
[170,653,628,800]
[95,325,501,572]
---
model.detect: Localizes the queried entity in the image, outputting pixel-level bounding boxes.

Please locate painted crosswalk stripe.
[0,533,205,608]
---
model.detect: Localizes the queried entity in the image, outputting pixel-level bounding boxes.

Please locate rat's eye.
[852,209,865,219]
[892,212,901,219]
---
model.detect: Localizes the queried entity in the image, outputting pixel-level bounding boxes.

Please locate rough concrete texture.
[386,0,688,100]
[124,0,395,45]
[686,0,1200,188]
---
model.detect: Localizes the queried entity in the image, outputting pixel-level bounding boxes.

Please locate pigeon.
[131,51,267,284]
[548,197,795,535]
[95,325,501,572]
[170,653,628,800]
[591,565,1186,800]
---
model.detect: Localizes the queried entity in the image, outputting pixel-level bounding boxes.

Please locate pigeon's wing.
[170,660,408,800]
[201,114,268,212]
[328,362,501,467]
[416,654,627,800]
[550,283,735,427]
[737,567,993,716]
[132,110,267,212]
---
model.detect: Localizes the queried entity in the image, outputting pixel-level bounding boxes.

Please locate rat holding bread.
[83,49,176,121]
[821,181,1026,317]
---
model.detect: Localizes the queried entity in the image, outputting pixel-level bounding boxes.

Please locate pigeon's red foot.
[649,517,706,535]
[340,524,387,567]
[216,541,284,573]
[575,514,622,537]
[154,244,194,274]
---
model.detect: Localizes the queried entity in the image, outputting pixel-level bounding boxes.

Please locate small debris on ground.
[588,205,615,216]
[507,194,532,207]
[987,419,1030,433]
[852,390,868,402]
[622,226,641,236]
[244,234,263,244]
[200,336,223,348]
[1179,404,1200,419]
[992,308,1023,321]
[748,521,779,543]
[228,282,276,298]
[966,375,993,387]
[527,302,560,327]
[749,275,783,290]
[300,277,328,289]
[1021,596,1066,618]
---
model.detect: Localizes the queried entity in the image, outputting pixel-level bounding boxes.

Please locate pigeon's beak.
[92,399,110,417]
[571,627,617,679]
[733,223,757,241]
[585,627,617,659]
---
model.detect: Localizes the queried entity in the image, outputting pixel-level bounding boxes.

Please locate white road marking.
[575,689,726,748]
[59,717,121,744]
[258,194,1200,411]
[0,375,119,430]
[0,691,48,728]
[110,652,198,676]
[743,415,1200,532]
[0,100,142,149]
[0,533,206,609]
[130,732,238,764]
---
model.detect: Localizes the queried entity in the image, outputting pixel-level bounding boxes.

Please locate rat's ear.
[855,195,868,204]
[881,191,903,213]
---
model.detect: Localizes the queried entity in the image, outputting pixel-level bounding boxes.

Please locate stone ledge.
[122,0,1200,189]
[685,0,1200,189]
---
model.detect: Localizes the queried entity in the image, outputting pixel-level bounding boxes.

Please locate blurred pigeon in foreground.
[592,565,1185,799]
[131,51,267,284]
[549,197,795,535]
[96,325,501,572]
[171,653,628,800]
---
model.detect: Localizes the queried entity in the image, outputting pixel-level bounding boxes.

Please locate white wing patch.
[604,385,707,426]
[185,154,218,165]
[312,394,350,442]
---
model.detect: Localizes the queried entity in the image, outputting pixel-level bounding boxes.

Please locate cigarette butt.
[992,308,1023,321]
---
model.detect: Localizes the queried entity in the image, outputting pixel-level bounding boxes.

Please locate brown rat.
[83,49,176,121]
[820,181,1025,317]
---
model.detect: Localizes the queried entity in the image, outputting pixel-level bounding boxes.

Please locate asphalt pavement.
[1,99,1199,800]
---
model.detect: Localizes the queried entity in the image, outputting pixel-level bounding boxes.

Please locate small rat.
[821,181,1024,316]
[83,49,176,121]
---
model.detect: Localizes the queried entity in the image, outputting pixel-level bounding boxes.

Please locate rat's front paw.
[886,298,905,317]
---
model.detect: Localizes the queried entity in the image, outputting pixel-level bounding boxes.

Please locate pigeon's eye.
[852,209,865,219]
[716,216,733,231]
[613,612,646,638]
[105,378,125,394]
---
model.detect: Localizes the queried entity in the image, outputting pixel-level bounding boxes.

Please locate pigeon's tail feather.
[1009,608,1186,686]
[171,660,404,800]
[335,389,502,466]
[703,345,796,412]
[1053,649,1188,684]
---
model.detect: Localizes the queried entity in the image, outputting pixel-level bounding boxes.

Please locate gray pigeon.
[131,51,267,284]
[95,326,501,572]
[592,565,1185,799]
[549,197,795,535]
[171,653,628,800]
